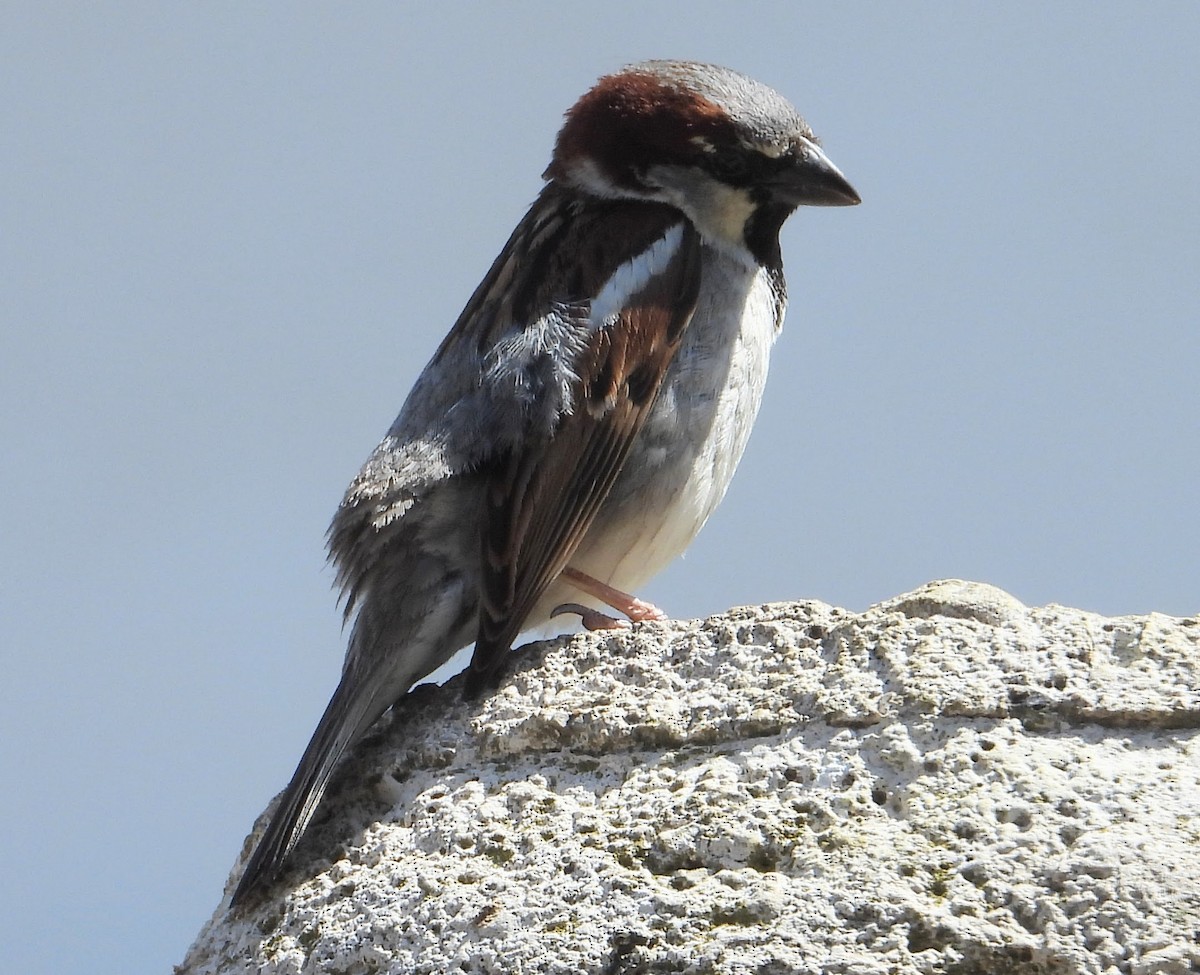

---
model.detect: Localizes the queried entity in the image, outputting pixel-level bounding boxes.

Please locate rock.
[178,581,1200,975]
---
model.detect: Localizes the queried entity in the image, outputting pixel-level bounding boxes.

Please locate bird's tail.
[228,674,392,908]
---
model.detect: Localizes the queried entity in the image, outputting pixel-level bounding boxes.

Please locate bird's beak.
[776,136,860,207]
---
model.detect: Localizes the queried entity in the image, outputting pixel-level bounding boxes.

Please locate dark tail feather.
[228,676,388,908]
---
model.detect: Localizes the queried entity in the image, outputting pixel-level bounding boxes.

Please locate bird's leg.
[551,567,669,630]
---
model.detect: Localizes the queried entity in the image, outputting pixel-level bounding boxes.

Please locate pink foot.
[559,567,669,623]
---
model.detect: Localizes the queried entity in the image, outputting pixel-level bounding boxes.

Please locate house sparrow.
[230,59,858,907]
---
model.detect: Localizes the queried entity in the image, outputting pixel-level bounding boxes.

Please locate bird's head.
[545,60,860,263]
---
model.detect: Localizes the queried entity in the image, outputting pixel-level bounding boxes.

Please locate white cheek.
[700,181,756,247]
[645,164,755,255]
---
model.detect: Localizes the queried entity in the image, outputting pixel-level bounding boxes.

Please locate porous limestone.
[179,581,1200,974]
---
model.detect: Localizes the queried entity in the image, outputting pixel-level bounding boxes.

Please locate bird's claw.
[551,602,634,631]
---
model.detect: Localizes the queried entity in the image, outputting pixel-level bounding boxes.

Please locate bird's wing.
[463,199,703,694]
[330,187,701,631]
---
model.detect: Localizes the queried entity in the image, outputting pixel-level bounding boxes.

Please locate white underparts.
[562,257,782,597]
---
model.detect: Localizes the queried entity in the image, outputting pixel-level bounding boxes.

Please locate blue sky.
[2,5,1197,972]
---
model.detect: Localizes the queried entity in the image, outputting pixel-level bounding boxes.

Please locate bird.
[229,59,859,908]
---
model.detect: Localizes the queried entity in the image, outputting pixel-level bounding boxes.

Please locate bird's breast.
[567,249,783,596]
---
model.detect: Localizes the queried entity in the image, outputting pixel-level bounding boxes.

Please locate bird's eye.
[712,150,750,181]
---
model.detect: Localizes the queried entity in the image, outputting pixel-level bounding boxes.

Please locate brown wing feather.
[464,221,702,695]
[327,187,687,624]
[435,185,694,362]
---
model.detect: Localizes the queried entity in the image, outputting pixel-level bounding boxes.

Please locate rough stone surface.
[179,581,1200,974]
